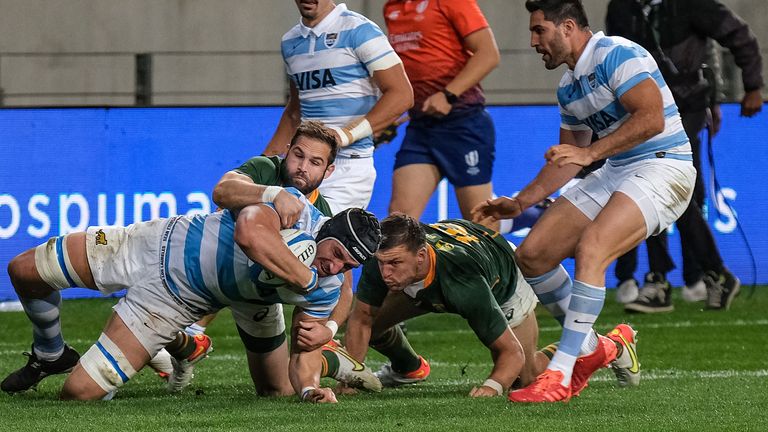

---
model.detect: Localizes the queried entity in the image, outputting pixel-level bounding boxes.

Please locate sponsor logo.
[324,32,338,49]
[293,69,337,90]
[95,229,108,245]
[573,319,595,325]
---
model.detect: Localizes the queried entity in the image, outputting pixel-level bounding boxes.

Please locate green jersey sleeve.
[233,156,282,185]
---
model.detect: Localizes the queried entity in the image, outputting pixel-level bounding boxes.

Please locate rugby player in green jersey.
[341,213,639,397]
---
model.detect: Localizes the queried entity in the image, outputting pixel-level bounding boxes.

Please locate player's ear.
[324,163,335,179]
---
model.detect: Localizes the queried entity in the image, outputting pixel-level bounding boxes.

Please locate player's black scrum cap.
[317,208,381,264]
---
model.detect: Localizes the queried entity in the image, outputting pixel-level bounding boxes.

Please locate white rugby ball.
[256,229,316,287]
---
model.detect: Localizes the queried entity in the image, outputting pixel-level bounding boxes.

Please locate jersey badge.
[95,229,108,246]
[324,33,338,48]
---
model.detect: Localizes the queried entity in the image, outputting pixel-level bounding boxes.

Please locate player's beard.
[281,169,322,196]
[541,33,568,70]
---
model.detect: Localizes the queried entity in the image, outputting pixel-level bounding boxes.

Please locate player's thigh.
[246,342,293,396]
[575,192,648,277]
[516,197,591,276]
[389,164,442,217]
[371,292,428,335]
[454,182,493,220]
[61,312,150,400]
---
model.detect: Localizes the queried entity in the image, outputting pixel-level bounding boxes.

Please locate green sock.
[540,342,559,360]
[321,349,339,378]
[370,325,421,373]
[166,331,195,360]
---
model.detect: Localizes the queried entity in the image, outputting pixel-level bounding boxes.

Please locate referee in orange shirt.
[383,0,501,226]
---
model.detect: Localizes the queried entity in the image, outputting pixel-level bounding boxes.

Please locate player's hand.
[546,144,595,167]
[471,197,524,222]
[302,387,338,403]
[422,92,453,117]
[295,320,333,351]
[272,190,303,228]
[373,115,409,147]
[469,385,502,398]
[741,89,763,117]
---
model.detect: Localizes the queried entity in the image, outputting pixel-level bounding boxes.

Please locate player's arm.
[213,171,303,227]
[471,128,587,222]
[263,80,301,156]
[469,328,524,398]
[344,298,377,363]
[295,272,352,351]
[549,78,665,167]
[333,64,413,147]
[234,204,317,292]
[423,27,499,116]
[451,278,524,397]
[289,309,337,403]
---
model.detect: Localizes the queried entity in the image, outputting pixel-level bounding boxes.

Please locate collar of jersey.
[572,31,603,77]
[299,3,348,38]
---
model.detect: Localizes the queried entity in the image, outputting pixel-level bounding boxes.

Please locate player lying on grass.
[339,214,639,398]
[2,185,380,403]
[153,121,374,393]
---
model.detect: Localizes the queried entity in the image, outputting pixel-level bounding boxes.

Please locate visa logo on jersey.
[293,69,337,90]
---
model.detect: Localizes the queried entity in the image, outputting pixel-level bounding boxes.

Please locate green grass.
[2,287,767,431]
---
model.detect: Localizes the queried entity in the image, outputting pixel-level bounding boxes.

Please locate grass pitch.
[2,287,767,432]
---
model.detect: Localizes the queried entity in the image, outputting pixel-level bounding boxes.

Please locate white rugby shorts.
[86,219,200,356]
[318,156,376,213]
[562,157,695,237]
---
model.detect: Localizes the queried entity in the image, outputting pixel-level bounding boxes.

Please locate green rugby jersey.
[235,155,333,217]
[357,219,519,346]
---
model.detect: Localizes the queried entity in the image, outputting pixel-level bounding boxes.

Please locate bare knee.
[8,249,52,299]
[516,243,557,276]
[59,365,108,401]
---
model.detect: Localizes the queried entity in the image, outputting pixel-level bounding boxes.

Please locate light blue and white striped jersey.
[281,3,401,158]
[161,188,341,318]
[558,32,691,165]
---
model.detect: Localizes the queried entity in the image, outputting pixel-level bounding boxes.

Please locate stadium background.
[1,0,766,300]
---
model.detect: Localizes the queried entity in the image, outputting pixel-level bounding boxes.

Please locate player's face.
[295,0,335,25]
[282,137,333,195]
[314,239,359,277]
[375,245,424,292]
[529,11,569,70]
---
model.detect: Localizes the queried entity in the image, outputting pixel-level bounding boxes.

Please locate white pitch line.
[0,319,765,348]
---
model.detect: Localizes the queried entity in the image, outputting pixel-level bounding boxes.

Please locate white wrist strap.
[262,186,282,203]
[346,118,373,143]
[483,378,504,396]
[324,320,339,338]
[300,386,317,401]
[329,118,372,148]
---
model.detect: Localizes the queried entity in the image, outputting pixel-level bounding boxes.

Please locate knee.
[573,230,608,271]
[515,243,554,276]
[7,250,42,297]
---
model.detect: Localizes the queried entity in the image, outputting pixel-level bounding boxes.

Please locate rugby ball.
[281,228,316,266]
[256,229,316,287]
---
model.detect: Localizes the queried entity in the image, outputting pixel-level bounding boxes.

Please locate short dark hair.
[379,213,426,254]
[525,0,589,28]
[290,120,339,165]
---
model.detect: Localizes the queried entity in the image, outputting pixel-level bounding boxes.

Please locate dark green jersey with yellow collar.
[357,219,519,345]
[235,155,333,217]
